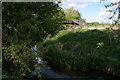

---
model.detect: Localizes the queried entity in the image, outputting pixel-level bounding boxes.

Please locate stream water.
[32,46,118,80]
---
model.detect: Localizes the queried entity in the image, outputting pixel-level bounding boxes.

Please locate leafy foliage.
[101,0,120,20]
[2,2,65,79]
[63,7,82,20]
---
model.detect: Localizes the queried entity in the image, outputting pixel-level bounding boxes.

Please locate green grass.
[38,28,120,76]
[85,22,111,27]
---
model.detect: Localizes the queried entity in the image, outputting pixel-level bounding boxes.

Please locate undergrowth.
[38,28,120,77]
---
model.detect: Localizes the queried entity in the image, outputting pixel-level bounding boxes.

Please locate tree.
[101,0,120,22]
[64,7,82,20]
[2,2,65,79]
[102,1,120,38]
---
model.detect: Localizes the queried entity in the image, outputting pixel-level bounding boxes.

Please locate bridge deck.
[63,19,85,25]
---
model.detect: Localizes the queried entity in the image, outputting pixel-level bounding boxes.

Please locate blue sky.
[60,0,119,23]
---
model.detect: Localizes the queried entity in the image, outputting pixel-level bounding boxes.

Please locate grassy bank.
[38,28,120,76]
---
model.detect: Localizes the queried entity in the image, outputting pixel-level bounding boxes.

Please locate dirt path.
[66,25,119,31]
[82,26,119,30]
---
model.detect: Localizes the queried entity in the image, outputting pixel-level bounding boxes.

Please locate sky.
[60,0,119,23]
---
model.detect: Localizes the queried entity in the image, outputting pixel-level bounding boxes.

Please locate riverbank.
[38,25,120,78]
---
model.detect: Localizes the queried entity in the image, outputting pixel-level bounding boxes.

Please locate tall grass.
[38,28,120,76]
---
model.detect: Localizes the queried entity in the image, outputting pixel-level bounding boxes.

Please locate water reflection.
[38,63,106,80]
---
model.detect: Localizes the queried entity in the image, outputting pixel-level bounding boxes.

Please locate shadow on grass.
[39,29,120,77]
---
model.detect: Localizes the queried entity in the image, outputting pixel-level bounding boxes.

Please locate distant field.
[63,23,119,31]
[82,25,119,30]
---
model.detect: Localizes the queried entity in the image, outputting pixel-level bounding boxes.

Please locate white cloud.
[68,3,76,7]
[85,17,102,23]
[98,11,110,18]
[110,0,119,2]
[91,0,100,2]
[98,7,113,19]
[84,7,113,23]
[85,17,112,23]
[80,3,88,8]
[62,0,119,2]
[68,3,88,9]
